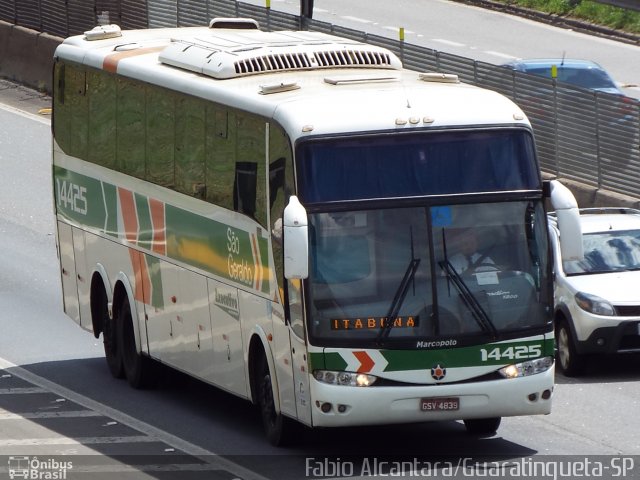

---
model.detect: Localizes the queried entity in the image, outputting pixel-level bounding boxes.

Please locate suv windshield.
[306,201,551,348]
[564,229,640,275]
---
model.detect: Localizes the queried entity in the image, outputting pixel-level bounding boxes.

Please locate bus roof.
[55,22,530,141]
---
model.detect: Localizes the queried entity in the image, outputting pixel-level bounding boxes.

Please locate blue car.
[502,58,623,95]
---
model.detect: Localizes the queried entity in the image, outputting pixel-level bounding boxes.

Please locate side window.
[53,62,88,159]
[268,123,294,298]
[206,106,235,210]
[87,69,116,168]
[52,61,69,153]
[206,107,268,226]
[175,95,206,198]
[236,114,267,226]
[146,87,175,188]
[233,161,258,217]
[116,77,145,178]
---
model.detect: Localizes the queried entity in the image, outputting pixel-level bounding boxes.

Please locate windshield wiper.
[439,259,498,338]
[376,257,421,346]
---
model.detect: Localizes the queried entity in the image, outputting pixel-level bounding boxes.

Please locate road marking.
[0,436,153,446]
[431,38,466,47]
[0,101,50,125]
[382,26,415,34]
[340,15,373,24]
[0,387,47,394]
[0,410,104,420]
[484,50,519,60]
[0,358,269,480]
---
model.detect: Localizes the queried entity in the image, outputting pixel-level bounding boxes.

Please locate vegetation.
[495,0,640,34]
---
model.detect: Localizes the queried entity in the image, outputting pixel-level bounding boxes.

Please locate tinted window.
[296,129,540,203]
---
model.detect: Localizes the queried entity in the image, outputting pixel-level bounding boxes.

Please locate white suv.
[548,208,640,376]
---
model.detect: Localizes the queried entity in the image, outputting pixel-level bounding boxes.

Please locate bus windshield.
[296,129,539,203]
[306,201,551,348]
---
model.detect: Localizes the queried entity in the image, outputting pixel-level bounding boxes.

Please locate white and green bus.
[52,19,582,445]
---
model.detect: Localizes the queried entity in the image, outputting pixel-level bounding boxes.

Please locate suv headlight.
[314,370,377,387]
[575,292,615,316]
[499,356,554,378]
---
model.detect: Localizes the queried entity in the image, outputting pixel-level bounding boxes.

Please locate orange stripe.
[129,249,145,303]
[128,249,152,305]
[353,351,375,373]
[250,234,261,291]
[149,198,166,255]
[103,46,164,74]
[118,188,138,244]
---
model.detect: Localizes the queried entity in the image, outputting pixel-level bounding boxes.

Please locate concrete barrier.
[0,21,62,94]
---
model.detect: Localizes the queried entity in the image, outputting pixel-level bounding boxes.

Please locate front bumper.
[309,366,554,428]
[575,320,640,355]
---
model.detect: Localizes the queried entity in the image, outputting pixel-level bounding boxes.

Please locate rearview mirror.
[283,196,309,279]
[548,180,583,261]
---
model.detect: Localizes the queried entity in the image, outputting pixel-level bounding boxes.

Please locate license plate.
[420,397,460,411]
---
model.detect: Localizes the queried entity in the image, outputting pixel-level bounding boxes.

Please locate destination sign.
[330,316,419,330]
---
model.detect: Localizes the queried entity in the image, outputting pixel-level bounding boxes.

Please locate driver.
[448,229,495,274]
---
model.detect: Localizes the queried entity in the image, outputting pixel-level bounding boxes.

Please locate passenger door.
[288,279,312,426]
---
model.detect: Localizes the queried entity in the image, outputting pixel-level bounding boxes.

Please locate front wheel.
[464,417,501,436]
[257,354,292,446]
[556,320,584,376]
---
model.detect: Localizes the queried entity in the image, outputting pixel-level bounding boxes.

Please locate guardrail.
[1,0,638,200]
[594,0,640,12]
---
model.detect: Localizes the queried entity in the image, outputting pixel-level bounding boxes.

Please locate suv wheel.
[556,320,584,376]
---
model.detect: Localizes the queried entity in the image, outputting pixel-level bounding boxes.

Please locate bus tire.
[257,354,291,446]
[463,417,501,436]
[104,315,124,379]
[91,277,124,378]
[117,296,156,389]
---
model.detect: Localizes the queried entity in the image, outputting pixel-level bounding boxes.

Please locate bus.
[52,18,582,445]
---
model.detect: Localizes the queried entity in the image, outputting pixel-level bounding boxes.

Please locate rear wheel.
[556,320,584,376]
[117,296,156,389]
[464,417,501,436]
[98,288,123,379]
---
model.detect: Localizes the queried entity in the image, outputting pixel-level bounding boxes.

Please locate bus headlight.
[498,356,554,379]
[314,370,377,387]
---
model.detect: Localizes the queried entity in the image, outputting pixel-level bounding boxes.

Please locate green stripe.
[382,339,553,370]
[146,255,164,308]
[309,352,348,371]
[103,182,118,238]
[54,165,108,231]
[135,193,153,249]
[54,166,271,294]
[309,338,554,373]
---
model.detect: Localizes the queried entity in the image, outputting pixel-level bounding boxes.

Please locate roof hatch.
[158,24,402,79]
